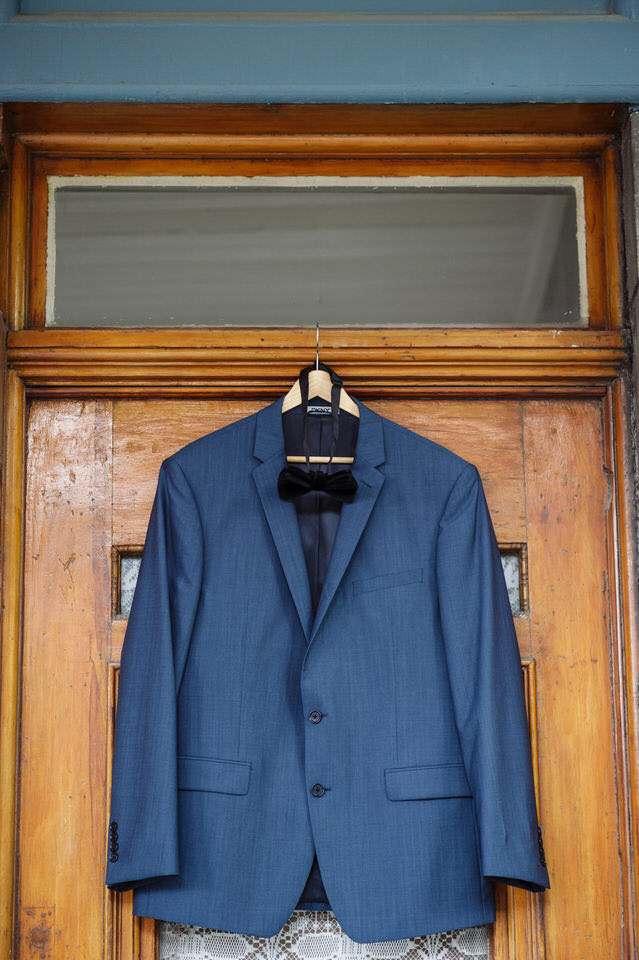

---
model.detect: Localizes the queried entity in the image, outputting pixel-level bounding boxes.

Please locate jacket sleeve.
[436,463,550,893]
[105,456,204,892]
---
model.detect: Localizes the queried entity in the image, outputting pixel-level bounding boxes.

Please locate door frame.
[0,101,637,960]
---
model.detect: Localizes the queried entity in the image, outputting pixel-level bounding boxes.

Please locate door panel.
[18,400,113,960]
[16,397,622,959]
[524,402,619,952]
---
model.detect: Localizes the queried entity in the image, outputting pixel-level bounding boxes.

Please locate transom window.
[47,175,587,328]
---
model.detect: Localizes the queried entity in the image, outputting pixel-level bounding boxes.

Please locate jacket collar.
[252,393,386,645]
[253,392,385,467]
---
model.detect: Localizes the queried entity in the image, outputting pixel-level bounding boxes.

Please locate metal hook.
[315,321,319,370]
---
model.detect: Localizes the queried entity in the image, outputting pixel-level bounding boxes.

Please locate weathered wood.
[524,400,622,958]
[6,328,629,394]
[18,401,112,959]
[3,102,624,137]
[0,102,622,332]
[604,379,639,960]
[8,392,635,959]
[0,370,26,960]
[1,100,636,960]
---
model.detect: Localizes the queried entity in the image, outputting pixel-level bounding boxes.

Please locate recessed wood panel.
[112,399,260,542]
[373,399,526,539]
[18,400,112,958]
[524,400,620,959]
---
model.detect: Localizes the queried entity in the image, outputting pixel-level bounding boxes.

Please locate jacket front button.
[310,782,326,797]
[308,710,323,723]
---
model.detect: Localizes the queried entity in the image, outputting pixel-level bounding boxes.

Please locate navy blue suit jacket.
[105,394,550,942]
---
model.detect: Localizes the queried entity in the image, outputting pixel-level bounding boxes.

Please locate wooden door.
[15,394,625,960]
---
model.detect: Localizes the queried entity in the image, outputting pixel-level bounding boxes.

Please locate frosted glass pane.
[119,555,141,616]
[49,182,583,328]
[501,550,522,615]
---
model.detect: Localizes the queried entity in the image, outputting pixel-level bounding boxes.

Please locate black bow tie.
[278,464,358,503]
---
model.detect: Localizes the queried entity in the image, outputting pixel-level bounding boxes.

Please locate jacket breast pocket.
[352,566,423,597]
[384,762,472,801]
[177,755,252,795]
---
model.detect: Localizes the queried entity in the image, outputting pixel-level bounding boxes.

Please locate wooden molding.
[0,100,625,333]
[15,132,616,158]
[0,370,26,960]
[24,148,618,332]
[604,378,639,960]
[1,101,636,960]
[5,102,627,137]
[7,328,628,396]
[490,659,544,960]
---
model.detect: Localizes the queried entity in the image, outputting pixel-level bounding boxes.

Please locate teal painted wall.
[0,1,638,102]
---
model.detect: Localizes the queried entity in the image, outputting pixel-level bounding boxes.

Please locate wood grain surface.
[11,395,630,959]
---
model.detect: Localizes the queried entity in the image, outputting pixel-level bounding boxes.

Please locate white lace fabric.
[159,911,489,960]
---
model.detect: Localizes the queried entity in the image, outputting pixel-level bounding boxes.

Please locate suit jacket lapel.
[252,452,315,640]
[308,455,384,645]
[252,393,386,645]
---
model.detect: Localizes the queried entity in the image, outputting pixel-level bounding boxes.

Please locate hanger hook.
[315,322,319,370]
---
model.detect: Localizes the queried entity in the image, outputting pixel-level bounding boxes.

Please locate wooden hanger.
[282,323,359,464]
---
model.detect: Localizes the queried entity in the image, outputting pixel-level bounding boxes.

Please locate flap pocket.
[178,755,251,795]
[384,762,471,801]
[352,566,423,596]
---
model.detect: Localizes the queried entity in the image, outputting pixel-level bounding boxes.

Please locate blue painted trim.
[0,0,18,21]
[614,0,639,16]
[18,0,612,13]
[0,19,638,102]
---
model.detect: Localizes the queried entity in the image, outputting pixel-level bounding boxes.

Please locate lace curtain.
[160,911,489,960]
